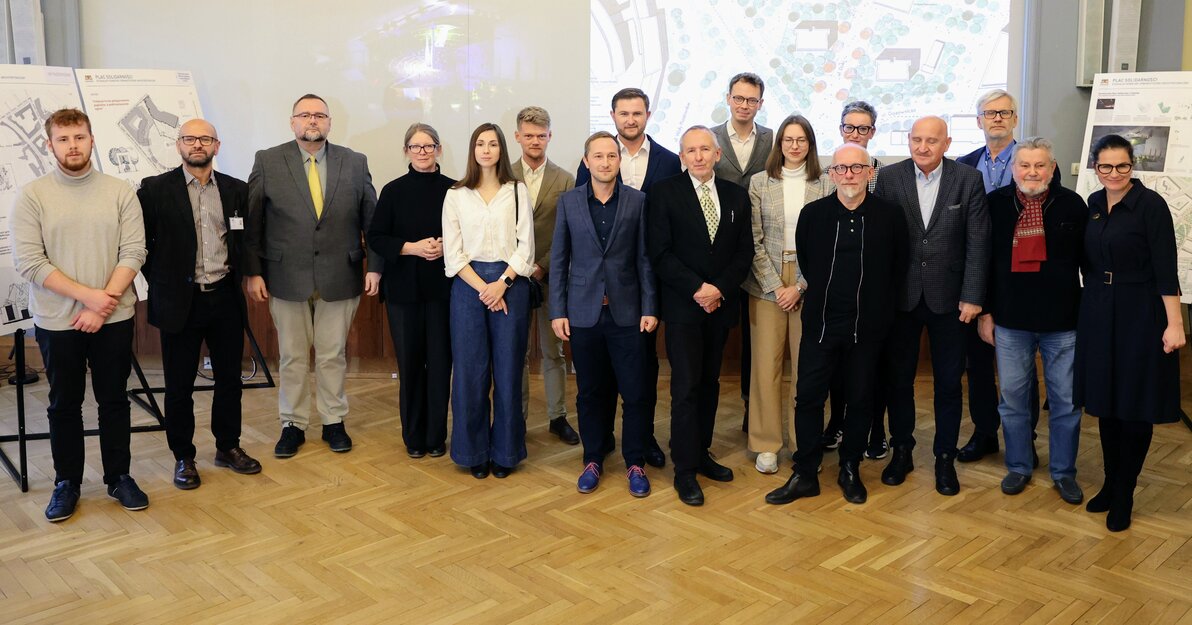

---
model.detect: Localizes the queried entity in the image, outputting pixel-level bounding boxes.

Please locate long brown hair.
[765,114,822,181]
[453,122,516,189]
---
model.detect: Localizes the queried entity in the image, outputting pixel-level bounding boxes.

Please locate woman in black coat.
[1075,134,1185,531]
[367,123,457,457]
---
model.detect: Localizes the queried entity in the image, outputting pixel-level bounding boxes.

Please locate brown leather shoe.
[214,447,262,475]
[173,459,200,490]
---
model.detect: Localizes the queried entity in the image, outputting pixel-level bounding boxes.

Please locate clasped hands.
[694,282,722,313]
[479,279,509,314]
[407,237,443,261]
[72,287,121,333]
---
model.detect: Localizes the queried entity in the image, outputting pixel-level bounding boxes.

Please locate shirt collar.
[183,167,217,188]
[731,123,756,142]
[587,179,621,202]
[915,163,941,183]
[520,158,546,175]
[300,142,327,163]
[986,139,1016,163]
[689,172,716,190]
[620,137,651,157]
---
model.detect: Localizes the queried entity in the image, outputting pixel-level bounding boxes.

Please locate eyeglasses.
[781,137,809,146]
[178,135,217,146]
[1095,162,1133,174]
[407,144,438,154]
[980,109,1015,120]
[730,95,761,107]
[292,112,330,121]
[827,163,872,175]
[840,124,874,136]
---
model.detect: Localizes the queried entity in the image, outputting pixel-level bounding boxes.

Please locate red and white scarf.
[1011,188,1048,272]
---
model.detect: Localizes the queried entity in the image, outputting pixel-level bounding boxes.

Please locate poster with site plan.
[0,65,86,335]
[1076,72,1192,304]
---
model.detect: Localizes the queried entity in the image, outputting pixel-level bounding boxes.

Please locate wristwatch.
[503,275,515,287]
[796,285,806,295]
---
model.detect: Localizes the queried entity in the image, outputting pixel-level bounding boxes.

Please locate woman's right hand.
[774,285,802,312]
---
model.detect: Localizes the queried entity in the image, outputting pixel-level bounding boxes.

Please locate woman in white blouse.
[442,123,535,480]
[742,114,830,474]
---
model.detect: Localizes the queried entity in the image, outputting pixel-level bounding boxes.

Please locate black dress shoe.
[173,459,200,490]
[428,445,447,458]
[470,464,490,479]
[881,445,914,486]
[549,417,580,445]
[697,456,734,482]
[935,453,960,496]
[407,448,426,459]
[491,463,513,479]
[837,460,867,504]
[674,474,704,506]
[321,423,353,452]
[957,433,999,463]
[274,425,305,458]
[765,471,820,505]
[214,447,262,475]
[645,439,666,468]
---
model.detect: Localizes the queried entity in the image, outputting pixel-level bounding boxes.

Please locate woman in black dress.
[1076,134,1185,531]
[367,123,457,458]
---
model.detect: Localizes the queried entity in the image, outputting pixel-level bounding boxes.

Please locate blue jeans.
[994,326,1080,479]
[449,262,530,468]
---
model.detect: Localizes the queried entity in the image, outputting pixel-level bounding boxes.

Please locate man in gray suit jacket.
[512,106,579,445]
[872,116,990,497]
[245,93,380,459]
[711,72,774,431]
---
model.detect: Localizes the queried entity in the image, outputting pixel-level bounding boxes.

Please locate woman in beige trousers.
[742,115,830,474]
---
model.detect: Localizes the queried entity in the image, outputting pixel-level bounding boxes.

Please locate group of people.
[11,74,1182,534]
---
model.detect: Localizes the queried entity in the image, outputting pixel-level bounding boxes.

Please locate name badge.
[229,216,245,230]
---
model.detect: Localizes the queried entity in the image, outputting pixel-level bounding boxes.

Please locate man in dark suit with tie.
[139,119,262,489]
[873,116,990,496]
[648,126,753,506]
[577,87,682,468]
[245,94,380,459]
[550,131,658,497]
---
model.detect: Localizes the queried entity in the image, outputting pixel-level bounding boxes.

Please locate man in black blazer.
[139,119,261,490]
[873,116,990,496]
[648,126,753,506]
[550,131,658,497]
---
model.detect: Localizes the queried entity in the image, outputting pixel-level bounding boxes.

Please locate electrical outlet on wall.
[1071,163,1080,176]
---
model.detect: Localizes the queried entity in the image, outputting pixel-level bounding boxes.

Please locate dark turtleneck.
[367,164,458,303]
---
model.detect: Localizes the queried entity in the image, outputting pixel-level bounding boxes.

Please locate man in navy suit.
[873,116,991,496]
[551,131,657,497]
[576,87,682,468]
[648,126,753,506]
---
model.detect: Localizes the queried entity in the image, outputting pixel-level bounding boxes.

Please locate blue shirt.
[975,139,1015,193]
[915,164,942,229]
[587,181,620,250]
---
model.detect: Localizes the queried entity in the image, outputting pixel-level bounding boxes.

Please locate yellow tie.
[308,156,323,219]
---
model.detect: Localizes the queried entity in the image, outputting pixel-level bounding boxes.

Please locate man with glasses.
[766,143,907,506]
[245,94,380,458]
[512,106,579,445]
[138,119,262,490]
[711,72,774,435]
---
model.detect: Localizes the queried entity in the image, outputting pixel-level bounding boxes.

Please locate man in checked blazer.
[244,93,380,459]
[872,116,990,497]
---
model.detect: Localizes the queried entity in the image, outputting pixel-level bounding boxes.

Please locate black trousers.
[571,308,649,467]
[36,319,134,485]
[387,299,451,452]
[602,325,660,454]
[887,299,968,457]
[793,334,881,474]
[161,284,245,461]
[665,319,730,476]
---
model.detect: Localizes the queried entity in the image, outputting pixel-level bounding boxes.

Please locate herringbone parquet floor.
[1,364,1190,625]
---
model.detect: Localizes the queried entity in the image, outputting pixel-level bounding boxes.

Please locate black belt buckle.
[1103,271,1113,285]
[197,278,224,292]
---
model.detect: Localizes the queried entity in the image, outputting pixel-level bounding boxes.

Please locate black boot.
[765,470,820,505]
[1087,418,1121,513]
[881,445,914,485]
[837,460,867,504]
[1107,421,1152,532]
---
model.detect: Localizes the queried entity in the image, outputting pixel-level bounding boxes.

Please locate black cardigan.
[795,193,908,343]
[367,165,457,303]
[983,180,1087,332]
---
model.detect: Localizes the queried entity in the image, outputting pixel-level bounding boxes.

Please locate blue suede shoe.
[627,465,650,498]
[577,462,602,493]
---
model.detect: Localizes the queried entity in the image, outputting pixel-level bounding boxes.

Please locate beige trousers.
[748,260,802,454]
[269,294,360,429]
[522,282,568,422]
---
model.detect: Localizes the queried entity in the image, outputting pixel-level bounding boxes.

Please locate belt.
[782,250,797,261]
[1101,270,1151,285]
[195,276,230,292]
[602,294,609,306]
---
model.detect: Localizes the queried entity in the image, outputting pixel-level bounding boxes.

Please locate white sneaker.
[755,452,779,474]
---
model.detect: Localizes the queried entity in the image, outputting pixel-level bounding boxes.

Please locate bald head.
[177,118,220,169]
[833,142,870,164]
[180,118,218,140]
[908,116,950,173]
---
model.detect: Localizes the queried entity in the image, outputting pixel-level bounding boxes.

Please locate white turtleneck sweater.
[781,164,807,249]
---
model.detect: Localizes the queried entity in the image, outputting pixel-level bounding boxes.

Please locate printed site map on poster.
[1077,71,1192,304]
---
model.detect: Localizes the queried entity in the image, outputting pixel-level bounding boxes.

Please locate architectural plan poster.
[0,64,86,335]
[1076,72,1192,303]
[74,68,205,188]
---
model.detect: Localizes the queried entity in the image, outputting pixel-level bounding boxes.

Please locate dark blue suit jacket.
[957,143,1062,188]
[550,182,657,328]
[576,135,682,196]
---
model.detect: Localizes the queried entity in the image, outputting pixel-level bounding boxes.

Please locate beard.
[302,129,326,142]
[183,151,213,167]
[57,153,91,173]
[837,185,864,201]
[1018,181,1048,197]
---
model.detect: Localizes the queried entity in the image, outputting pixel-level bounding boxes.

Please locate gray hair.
[840,100,877,125]
[1012,136,1055,163]
[681,125,720,149]
[976,89,1018,115]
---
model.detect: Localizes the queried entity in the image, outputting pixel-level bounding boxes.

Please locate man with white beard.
[765,143,907,506]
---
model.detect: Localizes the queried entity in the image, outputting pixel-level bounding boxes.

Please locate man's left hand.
[364,272,381,296]
[958,301,982,323]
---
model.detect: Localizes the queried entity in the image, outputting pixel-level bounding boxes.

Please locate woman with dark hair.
[742,114,830,474]
[441,123,534,479]
[367,123,456,459]
[1076,133,1184,531]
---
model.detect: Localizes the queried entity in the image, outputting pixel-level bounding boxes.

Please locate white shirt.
[620,138,651,190]
[915,164,943,229]
[781,165,807,249]
[729,123,756,171]
[520,158,545,207]
[441,181,535,278]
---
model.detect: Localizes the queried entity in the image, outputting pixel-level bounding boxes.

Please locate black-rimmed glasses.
[178,135,216,146]
[827,163,872,175]
[1095,162,1133,175]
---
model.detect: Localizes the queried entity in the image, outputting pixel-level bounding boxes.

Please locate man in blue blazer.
[551,131,658,497]
[575,87,682,468]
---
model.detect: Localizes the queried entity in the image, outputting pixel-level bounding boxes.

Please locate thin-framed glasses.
[980,109,1015,120]
[827,163,872,175]
[407,144,439,154]
[178,135,216,146]
[840,124,874,135]
[1095,162,1133,175]
[781,136,809,146]
[292,112,330,121]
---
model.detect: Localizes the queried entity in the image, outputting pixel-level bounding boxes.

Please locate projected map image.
[591,0,1012,156]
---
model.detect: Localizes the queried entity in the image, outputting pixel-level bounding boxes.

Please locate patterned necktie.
[308,156,323,219]
[699,183,718,241]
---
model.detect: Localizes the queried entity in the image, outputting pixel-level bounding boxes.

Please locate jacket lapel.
[321,143,342,220]
[601,184,630,254]
[171,168,199,257]
[537,162,562,213]
[924,160,956,233]
[574,185,603,250]
[715,124,743,174]
[749,126,772,174]
[285,144,318,220]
